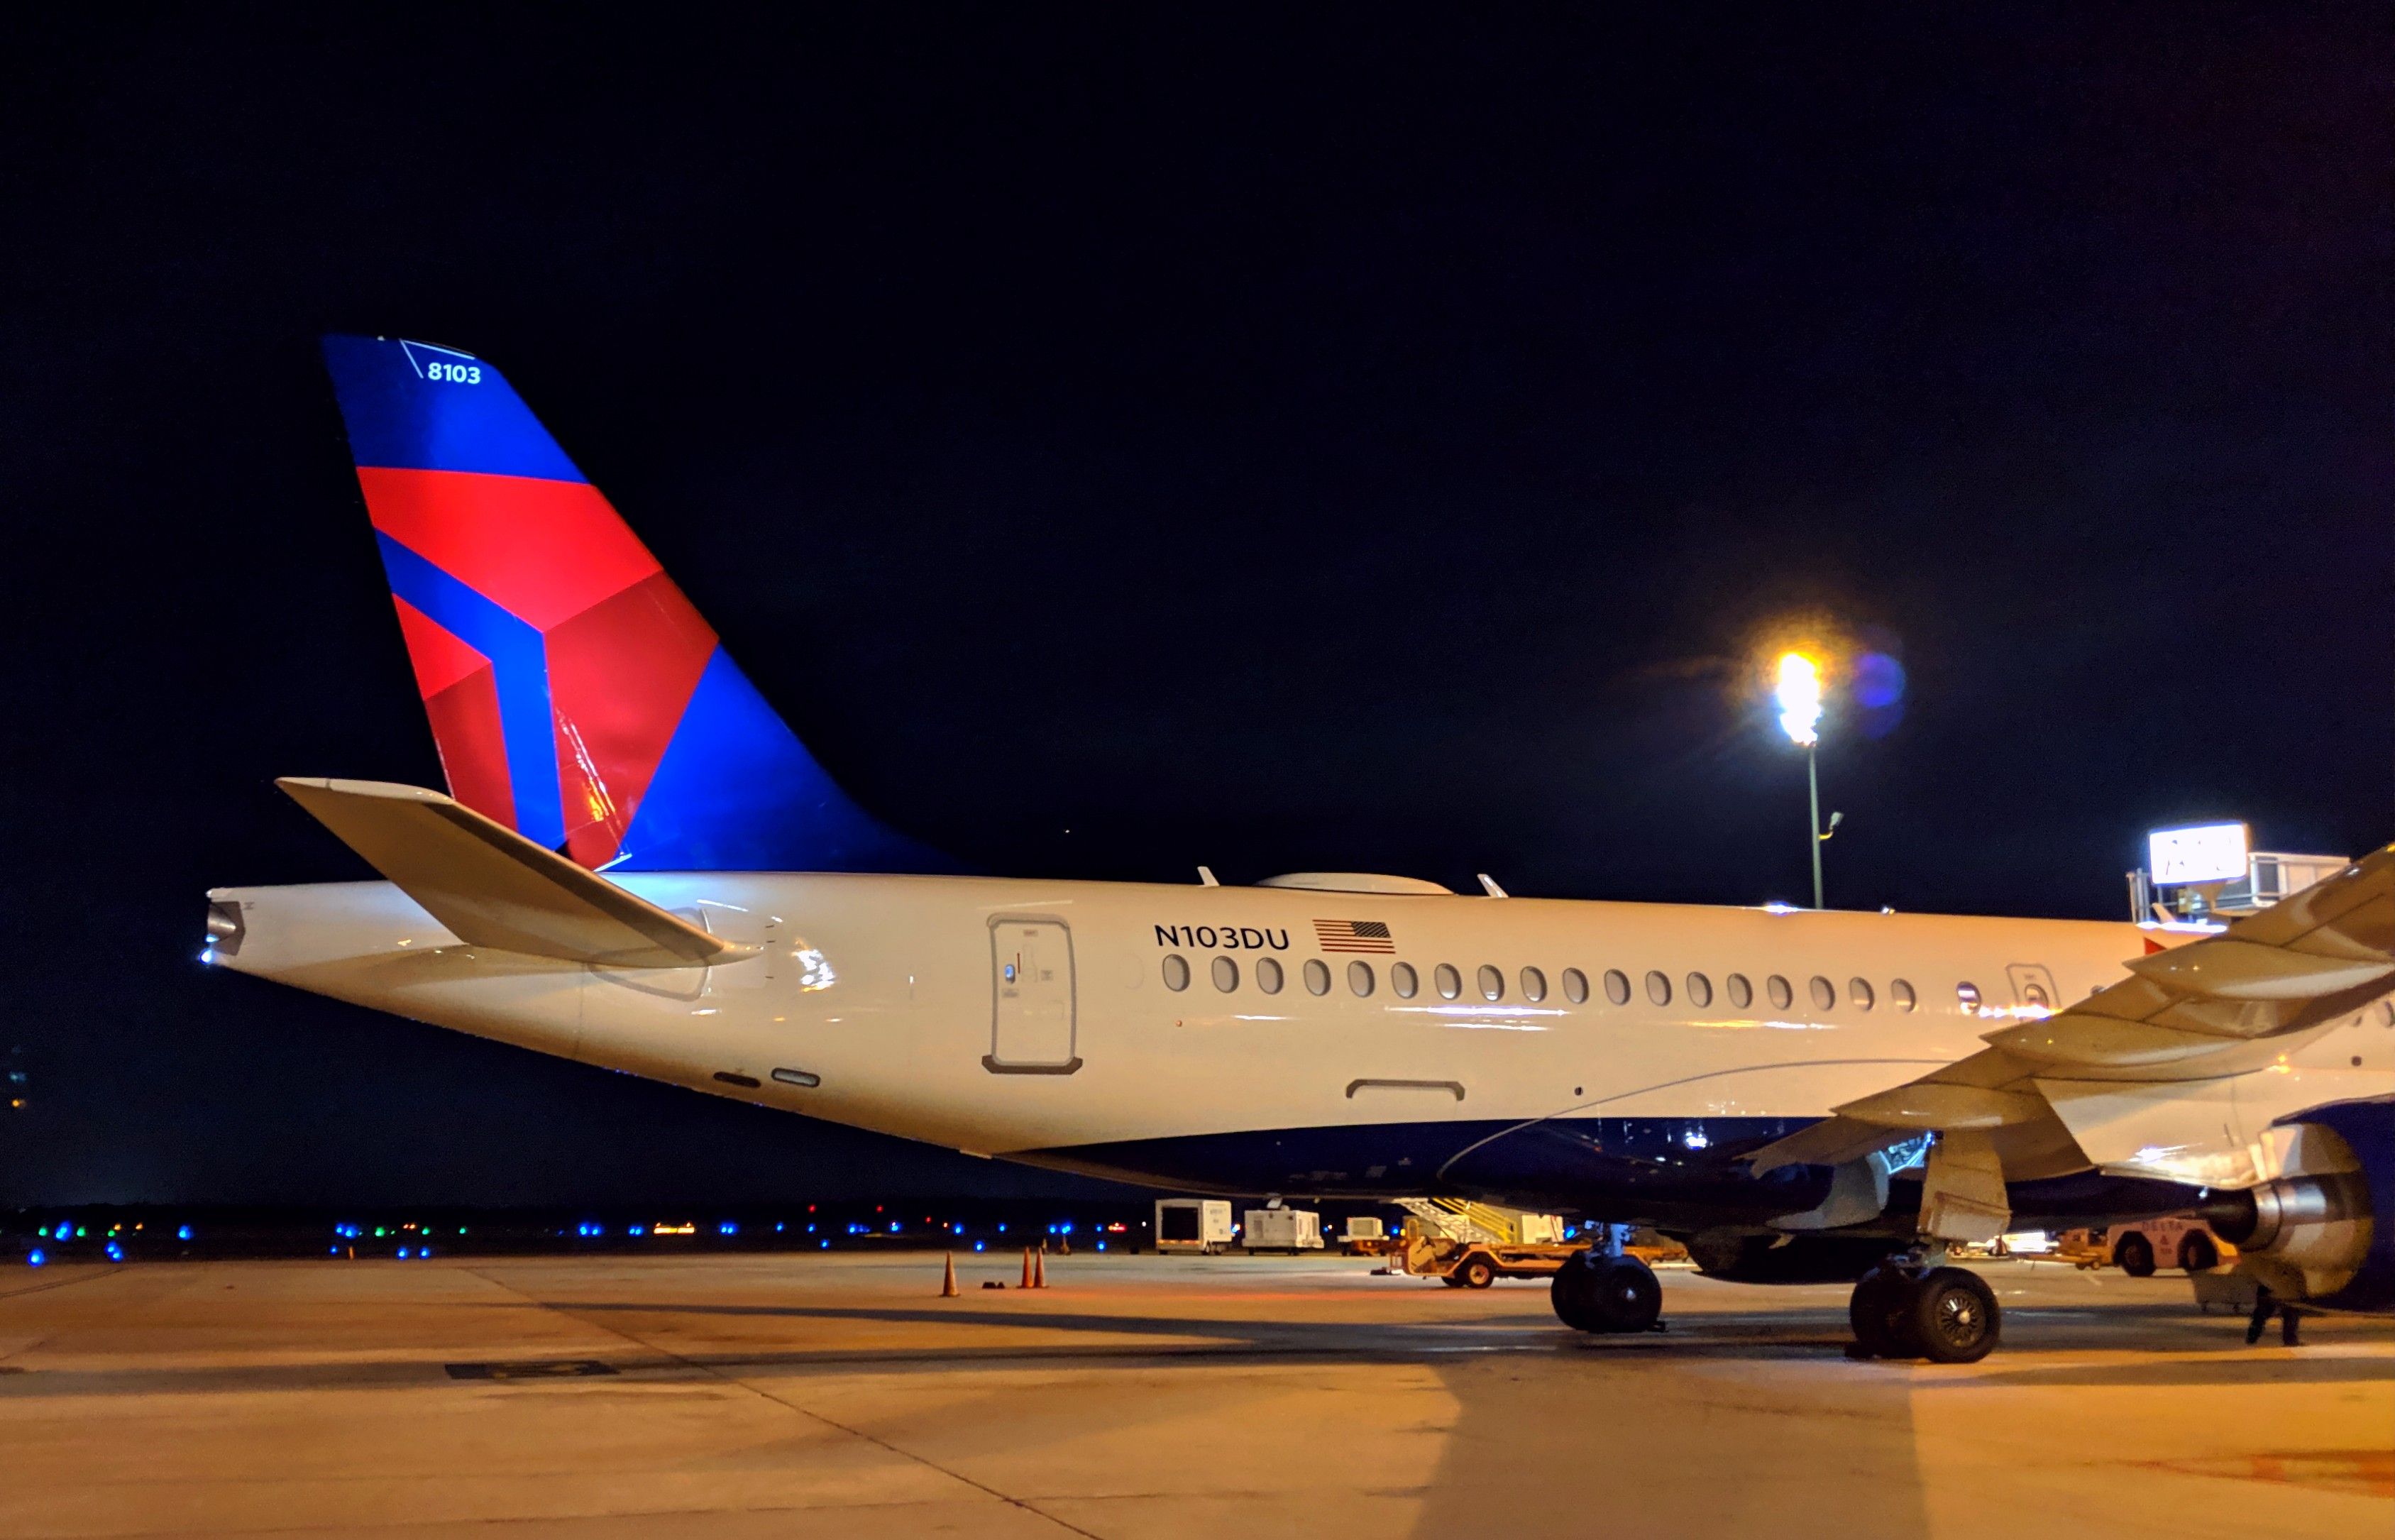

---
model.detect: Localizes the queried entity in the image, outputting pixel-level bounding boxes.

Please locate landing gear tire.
[1847,1265,1914,1358]
[1551,1253,1661,1333]
[1904,1267,2000,1364]
[1847,1265,2000,1363]
[1455,1254,1498,1290]
[2114,1233,2156,1277]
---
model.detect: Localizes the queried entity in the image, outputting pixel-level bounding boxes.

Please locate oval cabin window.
[1257,957,1284,994]
[1520,967,1547,1003]
[1392,962,1418,998]
[1890,977,1915,1011]
[1211,956,1239,992]
[1348,961,1375,998]
[1436,964,1463,1000]
[1767,975,1793,1010]
[1563,967,1590,1004]
[1685,972,1712,1008]
[1162,955,1191,991]
[1645,970,1672,1006]
[1809,976,1836,1011]
[1726,973,1753,1008]
[1849,977,1874,1011]
[1304,959,1332,996]
[1604,969,1631,1006]
[1477,964,1505,1001]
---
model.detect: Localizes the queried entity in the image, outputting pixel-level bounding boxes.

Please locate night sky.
[3,9,2386,1206]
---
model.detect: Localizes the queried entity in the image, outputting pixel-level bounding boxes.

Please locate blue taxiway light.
[28,1249,45,1267]
[177,1224,194,1241]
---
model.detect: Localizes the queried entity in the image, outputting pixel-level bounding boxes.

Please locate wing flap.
[277,777,754,969]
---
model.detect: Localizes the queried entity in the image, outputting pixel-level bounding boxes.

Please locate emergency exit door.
[2005,963,2061,1014]
[986,918,1080,1074]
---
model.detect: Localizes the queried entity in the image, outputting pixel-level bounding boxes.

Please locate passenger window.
[1645,970,1671,1006]
[1521,967,1547,1003]
[1304,959,1331,996]
[1477,964,1504,1001]
[1436,963,1463,1000]
[1685,972,1712,1008]
[1890,978,1915,1011]
[1849,977,1873,1011]
[1257,957,1284,994]
[1348,960,1376,998]
[1726,972,1753,1008]
[1562,967,1590,1004]
[1392,961,1419,999]
[1604,969,1631,1006]
[2024,982,2051,1009]
[1767,975,1793,1010]
[1162,955,1191,991]
[1211,956,1239,992]
[1809,976,1836,1011]
[1956,981,1981,1013]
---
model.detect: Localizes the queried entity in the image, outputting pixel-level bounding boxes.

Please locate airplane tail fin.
[319,335,937,873]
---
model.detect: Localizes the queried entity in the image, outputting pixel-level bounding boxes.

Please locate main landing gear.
[1846,1257,2001,1363]
[1551,1249,1664,1334]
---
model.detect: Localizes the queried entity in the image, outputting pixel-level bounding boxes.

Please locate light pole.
[1775,653,1839,909]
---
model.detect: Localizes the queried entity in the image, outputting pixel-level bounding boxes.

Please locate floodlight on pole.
[1775,652,1832,909]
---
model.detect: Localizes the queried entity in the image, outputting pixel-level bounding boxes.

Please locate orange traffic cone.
[1020,1247,1035,1288]
[1033,1248,1047,1289]
[940,1253,959,1298]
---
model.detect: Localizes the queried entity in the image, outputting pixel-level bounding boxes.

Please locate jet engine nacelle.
[2203,1096,2393,1313]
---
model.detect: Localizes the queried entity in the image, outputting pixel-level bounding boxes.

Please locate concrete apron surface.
[0,1252,2387,1539]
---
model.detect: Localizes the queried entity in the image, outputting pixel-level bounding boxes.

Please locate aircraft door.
[2005,963,2061,1015]
[986,917,1080,1074]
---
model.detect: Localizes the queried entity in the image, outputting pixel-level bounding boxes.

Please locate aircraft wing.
[277,777,756,969]
[1749,843,2395,1182]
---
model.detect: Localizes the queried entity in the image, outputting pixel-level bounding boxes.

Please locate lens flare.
[1775,653,1822,746]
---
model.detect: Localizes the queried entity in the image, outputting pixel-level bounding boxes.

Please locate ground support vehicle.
[2056,1216,2236,1276]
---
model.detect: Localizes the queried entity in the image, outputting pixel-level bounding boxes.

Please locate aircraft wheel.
[1847,1265,1914,1358]
[2114,1233,2156,1277]
[1455,1253,1498,1289]
[1904,1267,2000,1364]
[1551,1255,1600,1331]
[1580,1256,1661,1331]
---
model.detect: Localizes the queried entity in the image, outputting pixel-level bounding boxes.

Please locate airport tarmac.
[1,1250,2386,1539]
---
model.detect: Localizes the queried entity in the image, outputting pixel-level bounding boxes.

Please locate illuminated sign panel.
[2149,823,2249,885]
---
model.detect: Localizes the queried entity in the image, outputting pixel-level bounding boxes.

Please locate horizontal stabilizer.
[277,778,754,969]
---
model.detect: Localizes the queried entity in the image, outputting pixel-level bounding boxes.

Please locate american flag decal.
[1313,918,1396,954]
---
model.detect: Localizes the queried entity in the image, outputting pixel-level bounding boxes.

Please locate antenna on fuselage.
[1477,873,1509,898]
[1196,866,1220,886]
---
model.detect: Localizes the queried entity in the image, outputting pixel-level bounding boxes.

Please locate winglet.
[277,777,755,969]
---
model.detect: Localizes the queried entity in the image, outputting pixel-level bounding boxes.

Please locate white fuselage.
[206,874,2394,1210]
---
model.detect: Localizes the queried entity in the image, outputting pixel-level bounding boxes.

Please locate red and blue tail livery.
[320,334,935,874]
